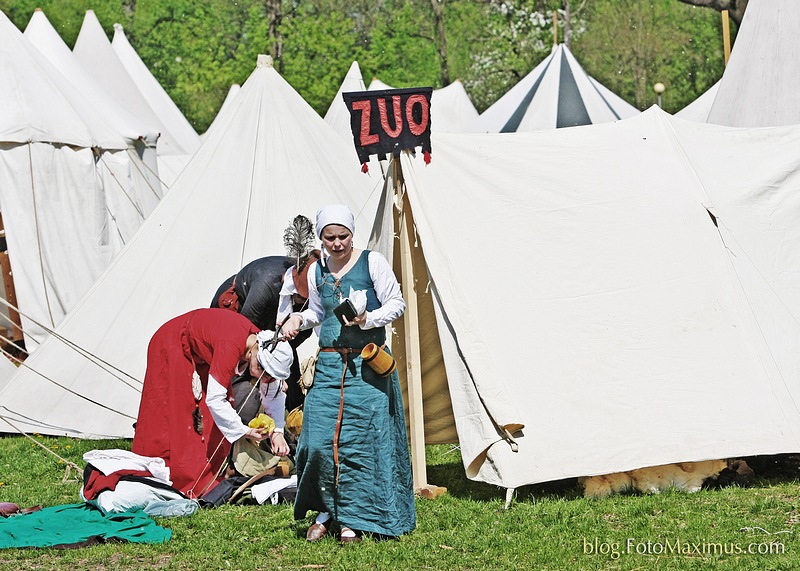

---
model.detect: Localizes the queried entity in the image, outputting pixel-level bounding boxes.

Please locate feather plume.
[192,405,204,435]
[283,215,315,267]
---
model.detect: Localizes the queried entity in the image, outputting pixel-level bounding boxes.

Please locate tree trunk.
[564,0,572,48]
[265,0,284,73]
[431,0,450,86]
[677,0,748,27]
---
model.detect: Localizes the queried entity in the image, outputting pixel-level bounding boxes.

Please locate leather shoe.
[306,522,329,542]
[339,528,362,544]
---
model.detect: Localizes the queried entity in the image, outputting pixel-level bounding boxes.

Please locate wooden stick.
[397,156,428,490]
[722,10,731,66]
[0,212,22,342]
[553,10,558,46]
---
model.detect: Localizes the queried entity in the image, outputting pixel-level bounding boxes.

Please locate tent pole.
[721,10,731,66]
[397,157,429,491]
[553,10,558,46]
[0,212,23,345]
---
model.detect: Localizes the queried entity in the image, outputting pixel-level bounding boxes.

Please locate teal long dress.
[293,250,416,536]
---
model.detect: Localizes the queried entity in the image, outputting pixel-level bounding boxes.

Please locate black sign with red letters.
[343,87,433,171]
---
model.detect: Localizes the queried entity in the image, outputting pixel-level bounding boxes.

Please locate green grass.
[0,435,799,570]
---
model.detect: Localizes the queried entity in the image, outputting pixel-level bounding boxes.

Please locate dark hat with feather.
[283,215,320,299]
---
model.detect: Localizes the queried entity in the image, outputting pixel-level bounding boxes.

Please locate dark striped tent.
[472,44,639,133]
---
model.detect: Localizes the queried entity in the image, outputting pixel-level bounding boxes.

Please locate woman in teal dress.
[281,205,415,543]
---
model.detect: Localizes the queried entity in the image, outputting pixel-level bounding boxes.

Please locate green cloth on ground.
[0,502,171,548]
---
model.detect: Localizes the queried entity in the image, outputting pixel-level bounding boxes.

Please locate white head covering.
[315,204,355,238]
[255,331,293,380]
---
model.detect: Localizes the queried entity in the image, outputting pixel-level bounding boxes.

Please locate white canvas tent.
[368,77,394,91]
[675,80,719,122]
[24,9,163,240]
[0,11,143,346]
[429,80,479,133]
[471,43,639,133]
[707,0,800,127]
[0,55,382,438]
[372,106,800,490]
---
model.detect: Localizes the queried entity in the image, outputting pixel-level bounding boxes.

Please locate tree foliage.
[1,0,740,130]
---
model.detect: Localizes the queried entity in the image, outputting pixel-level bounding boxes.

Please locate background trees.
[1,0,737,131]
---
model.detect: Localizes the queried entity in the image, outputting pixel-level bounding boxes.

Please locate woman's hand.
[345,311,367,327]
[270,431,290,456]
[281,315,303,340]
[245,427,268,443]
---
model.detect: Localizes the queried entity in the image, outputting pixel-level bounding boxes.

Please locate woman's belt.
[319,347,362,355]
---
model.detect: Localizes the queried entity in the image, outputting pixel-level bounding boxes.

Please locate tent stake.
[504,487,515,510]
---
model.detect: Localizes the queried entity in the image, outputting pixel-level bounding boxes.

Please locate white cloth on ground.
[82,449,171,484]
[251,474,297,504]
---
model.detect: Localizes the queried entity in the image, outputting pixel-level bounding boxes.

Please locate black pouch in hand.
[333,299,358,325]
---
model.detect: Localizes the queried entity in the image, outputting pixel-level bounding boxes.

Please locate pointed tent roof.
[372,107,800,488]
[324,61,366,141]
[367,77,394,91]
[429,80,479,133]
[111,23,201,154]
[707,0,800,127]
[23,8,160,145]
[201,83,241,140]
[675,80,720,122]
[471,44,639,133]
[72,10,185,156]
[0,55,381,438]
[0,11,124,149]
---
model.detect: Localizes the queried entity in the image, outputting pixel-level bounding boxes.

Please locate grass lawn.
[0,435,798,570]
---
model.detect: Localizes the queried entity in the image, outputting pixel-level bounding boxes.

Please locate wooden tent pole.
[396,157,429,491]
[0,212,23,343]
[553,10,558,46]
[721,10,731,66]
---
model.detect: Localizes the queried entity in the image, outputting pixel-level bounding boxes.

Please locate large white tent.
[0,11,141,345]
[675,80,719,123]
[429,80,479,133]
[372,107,800,490]
[0,55,382,438]
[707,0,800,127]
[23,9,163,241]
[471,43,639,133]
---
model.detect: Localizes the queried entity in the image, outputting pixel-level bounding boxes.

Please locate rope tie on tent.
[27,142,56,329]
[0,344,136,420]
[94,148,146,220]
[124,146,165,200]
[0,413,82,482]
[0,329,28,358]
[0,297,141,389]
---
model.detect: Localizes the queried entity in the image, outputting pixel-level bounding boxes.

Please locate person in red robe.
[131,308,291,498]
